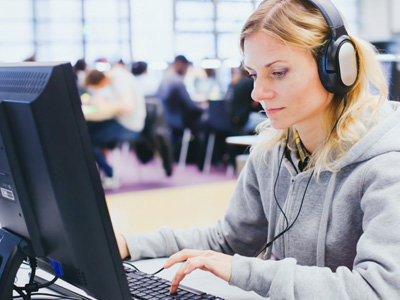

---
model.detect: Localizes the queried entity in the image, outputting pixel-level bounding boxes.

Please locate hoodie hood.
[332,101,400,170]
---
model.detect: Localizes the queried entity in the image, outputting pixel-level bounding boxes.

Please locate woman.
[117,0,400,298]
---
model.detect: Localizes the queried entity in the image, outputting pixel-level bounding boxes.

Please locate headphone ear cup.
[337,39,358,88]
[317,36,358,95]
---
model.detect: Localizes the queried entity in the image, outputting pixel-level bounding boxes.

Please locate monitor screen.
[0,62,131,299]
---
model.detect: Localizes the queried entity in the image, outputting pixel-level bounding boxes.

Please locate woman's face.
[243,31,333,135]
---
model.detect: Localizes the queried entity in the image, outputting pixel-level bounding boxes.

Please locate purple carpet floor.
[104,152,235,194]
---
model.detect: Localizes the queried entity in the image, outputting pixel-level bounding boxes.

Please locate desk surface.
[81,104,114,121]
[225,135,257,146]
[15,258,268,300]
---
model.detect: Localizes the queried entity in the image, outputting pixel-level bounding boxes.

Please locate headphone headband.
[305,0,359,94]
[308,0,347,39]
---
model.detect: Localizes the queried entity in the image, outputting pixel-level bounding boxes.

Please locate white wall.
[358,0,391,41]
[392,0,400,33]
[357,0,400,42]
[332,0,359,34]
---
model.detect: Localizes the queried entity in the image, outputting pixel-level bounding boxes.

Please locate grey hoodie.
[124,102,400,299]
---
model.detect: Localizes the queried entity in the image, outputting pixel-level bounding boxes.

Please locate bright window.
[0,0,362,65]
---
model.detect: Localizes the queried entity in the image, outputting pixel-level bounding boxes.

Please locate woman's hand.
[163,249,233,294]
[115,233,129,259]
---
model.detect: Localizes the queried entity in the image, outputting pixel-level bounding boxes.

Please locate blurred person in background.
[157,55,204,161]
[226,66,265,135]
[73,58,88,96]
[193,67,222,102]
[131,61,160,98]
[84,65,146,185]
[23,54,36,62]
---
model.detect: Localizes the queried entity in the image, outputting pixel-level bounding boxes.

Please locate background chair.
[161,100,199,170]
[132,98,174,176]
[202,100,232,173]
[109,98,174,189]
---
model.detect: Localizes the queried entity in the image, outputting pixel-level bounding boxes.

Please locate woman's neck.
[295,124,326,154]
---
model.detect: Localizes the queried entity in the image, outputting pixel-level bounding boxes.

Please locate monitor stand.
[0,228,34,300]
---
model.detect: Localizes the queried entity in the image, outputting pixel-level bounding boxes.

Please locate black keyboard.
[125,267,225,300]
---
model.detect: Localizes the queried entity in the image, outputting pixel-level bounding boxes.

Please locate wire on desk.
[123,261,164,275]
[14,264,60,300]
[13,292,86,300]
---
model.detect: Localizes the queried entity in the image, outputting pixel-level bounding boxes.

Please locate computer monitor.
[0,62,131,299]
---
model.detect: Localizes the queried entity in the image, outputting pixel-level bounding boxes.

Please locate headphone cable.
[273,130,290,229]
[255,168,314,257]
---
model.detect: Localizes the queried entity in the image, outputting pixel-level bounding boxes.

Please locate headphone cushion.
[337,40,358,87]
[317,36,358,95]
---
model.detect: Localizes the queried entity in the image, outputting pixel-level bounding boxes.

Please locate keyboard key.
[124,266,224,300]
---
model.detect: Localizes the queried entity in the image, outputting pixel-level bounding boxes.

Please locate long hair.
[241,0,388,177]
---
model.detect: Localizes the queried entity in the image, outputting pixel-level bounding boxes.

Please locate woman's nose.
[251,81,275,102]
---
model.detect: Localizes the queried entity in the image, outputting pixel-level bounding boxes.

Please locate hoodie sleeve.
[123,150,271,261]
[230,152,400,299]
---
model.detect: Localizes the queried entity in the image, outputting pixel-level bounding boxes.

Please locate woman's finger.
[170,261,190,293]
[163,249,205,268]
[168,251,233,294]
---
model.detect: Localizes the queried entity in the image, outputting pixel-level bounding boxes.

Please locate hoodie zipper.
[281,176,296,257]
[280,151,299,258]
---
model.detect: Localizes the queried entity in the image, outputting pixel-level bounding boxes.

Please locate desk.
[81,104,114,121]
[15,258,268,300]
[225,135,257,147]
[225,135,257,177]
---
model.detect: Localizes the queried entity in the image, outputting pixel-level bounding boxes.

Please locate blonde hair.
[241,0,388,177]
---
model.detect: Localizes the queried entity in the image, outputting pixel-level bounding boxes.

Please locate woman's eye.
[272,69,288,79]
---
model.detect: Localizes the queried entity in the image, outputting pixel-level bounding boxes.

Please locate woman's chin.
[269,120,290,130]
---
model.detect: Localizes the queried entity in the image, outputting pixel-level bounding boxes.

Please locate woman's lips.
[266,107,284,114]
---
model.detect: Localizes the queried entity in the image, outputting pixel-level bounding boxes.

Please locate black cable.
[151,267,165,276]
[255,130,290,257]
[329,94,347,137]
[123,261,140,271]
[13,285,29,300]
[122,259,190,276]
[14,259,60,300]
[27,257,38,298]
[36,276,60,289]
[261,169,314,253]
[16,275,60,294]
[273,130,290,230]
[123,261,164,275]
[255,168,315,258]
[13,292,85,300]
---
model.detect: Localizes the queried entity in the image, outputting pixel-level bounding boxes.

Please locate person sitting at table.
[157,55,204,161]
[73,58,88,96]
[131,61,160,98]
[226,66,265,135]
[115,0,400,298]
[84,65,146,183]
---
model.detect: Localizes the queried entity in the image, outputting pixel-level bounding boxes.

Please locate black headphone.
[309,0,359,95]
